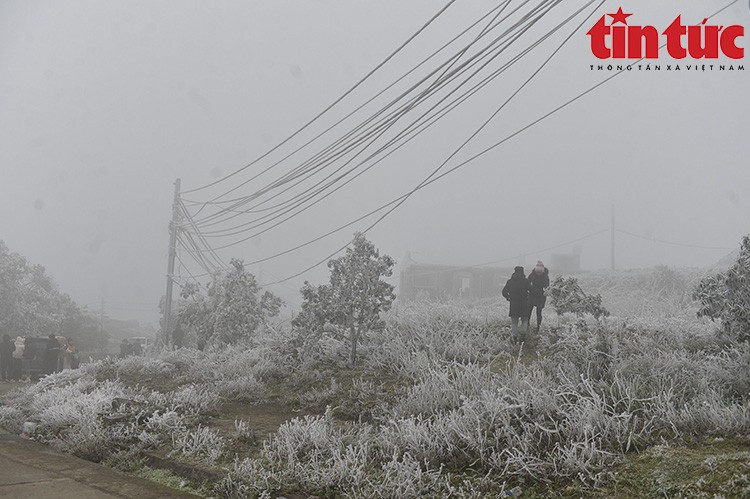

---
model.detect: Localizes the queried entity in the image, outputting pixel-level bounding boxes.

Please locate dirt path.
[0,428,198,498]
[0,381,200,498]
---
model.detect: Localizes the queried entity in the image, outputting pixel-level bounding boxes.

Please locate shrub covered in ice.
[169,384,219,417]
[695,235,750,341]
[549,275,609,319]
[171,423,226,466]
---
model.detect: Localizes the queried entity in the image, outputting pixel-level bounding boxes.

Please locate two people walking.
[502,260,550,343]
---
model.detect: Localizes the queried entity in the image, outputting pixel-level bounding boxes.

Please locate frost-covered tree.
[549,275,609,319]
[694,235,750,341]
[176,259,281,349]
[293,233,395,366]
[0,240,108,350]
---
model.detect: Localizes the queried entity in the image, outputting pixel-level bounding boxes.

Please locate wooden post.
[162,178,181,346]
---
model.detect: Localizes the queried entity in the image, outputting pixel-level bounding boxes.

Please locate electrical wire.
[179,200,227,269]
[185,0,564,242]
[184,0,549,225]
[261,0,603,285]
[185,0,599,276]
[616,229,733,251]
[187,0,523,213]
[187,0,740,285]
[182,0,459,196]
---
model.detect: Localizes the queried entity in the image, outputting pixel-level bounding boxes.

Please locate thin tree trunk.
[349,323,357,367]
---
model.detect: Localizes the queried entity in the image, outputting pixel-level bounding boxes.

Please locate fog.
[1,0,748,326]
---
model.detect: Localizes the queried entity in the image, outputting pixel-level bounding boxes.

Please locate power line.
[184,1,570,250]
[189,1,560,241]
[185,0,549,229]
[616,229,733,251]
[262,0,603,286]
[178,200,226,268]
[187,0,599,277]
[174,250,211,291]
[186,0,542,229]
[188,1,525,214]
[182,0,459,196]
[188,0,740,286]
[176,232,218,275]
[365,0,594,247]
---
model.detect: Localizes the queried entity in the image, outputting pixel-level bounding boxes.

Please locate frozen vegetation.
[2,297,750,497]
[3,236,750,497]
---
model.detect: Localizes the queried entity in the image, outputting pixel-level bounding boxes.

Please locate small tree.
[294,233,395,366]
[176,259,281,349]
[0,240,109,350]
[694,235,750,341]
[549,275,609,319]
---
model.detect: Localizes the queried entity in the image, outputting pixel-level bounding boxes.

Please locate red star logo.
[608,7,632,25]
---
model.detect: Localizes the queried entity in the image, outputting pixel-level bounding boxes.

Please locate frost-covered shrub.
[295,333,350,370]
[391,363,497,416]
[579,266,705,319]
[695,235,750,341]
[263,408,343,466]
[0,356,225,465]
[704,344,750,401]
[667,389,750,436]
[19,378,141,461]
[221,408,458,497]
[549,275,609,319]
[367,302,509,377]
[377,415,458,465]
[371,452,447,497]
[216,457,274,497]
[212,347,285,383]
[145,409,187,435]
[171,423,226,465]
[119,343,288,400]
[295,378,340,410]
[234,419,255,444]
[0,405,25,432]
[169,384,219,416]
[254,409,371,493]
[217,374,265,402]
[107,354,176,379]
[340,377,391,421]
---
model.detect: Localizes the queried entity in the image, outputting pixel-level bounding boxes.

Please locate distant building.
[550,253,580,272]
[399,261,514,302]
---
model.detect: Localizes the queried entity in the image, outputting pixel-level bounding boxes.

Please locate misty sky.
[1,0,748,326]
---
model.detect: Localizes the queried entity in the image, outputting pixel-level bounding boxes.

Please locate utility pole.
[610,204,615,270]
[163,178,181,347]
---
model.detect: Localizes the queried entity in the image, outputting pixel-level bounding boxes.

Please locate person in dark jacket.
[44,334,60,375]
[119,339,133,358]
[173,321,185,349]
[131,340,143,356]
[0,334,14,381]
[502,266,531,342]
[527,260,550,329]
